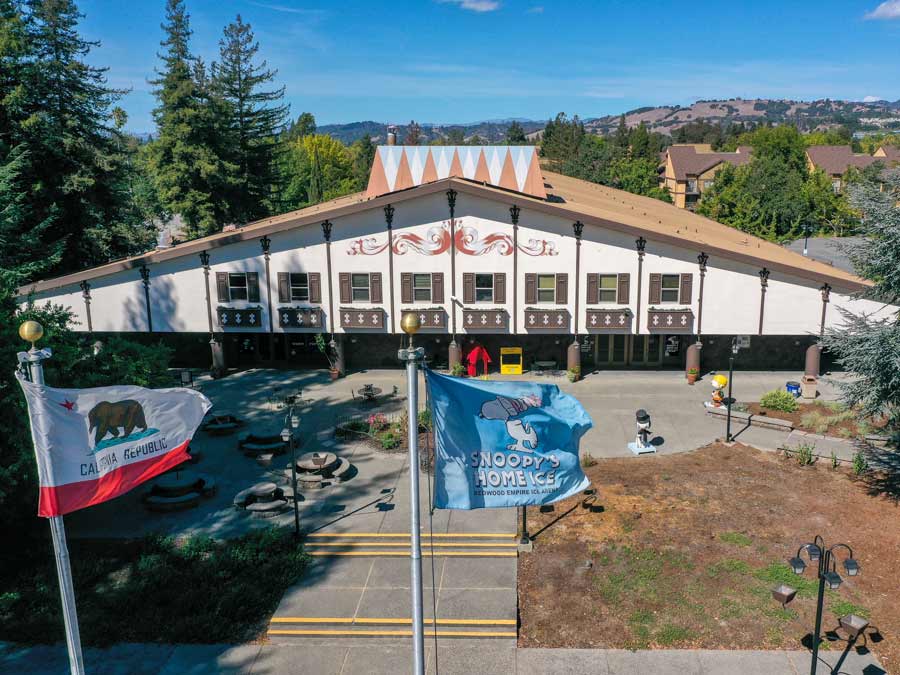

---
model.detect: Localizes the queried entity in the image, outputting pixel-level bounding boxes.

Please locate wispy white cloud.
[526,6,544,13]
[864,0,900,19]
[437,0,501,13]
[247,2,327,17]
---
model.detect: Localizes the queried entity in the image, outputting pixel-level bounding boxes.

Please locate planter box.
[648,309,694,333]
[278,307,323,329]
[217,306,262,329]
[340,307,385,329]
[462,308,508,330]
[524,308,570,330]
[585,308,631,330]
[401,308,447,330]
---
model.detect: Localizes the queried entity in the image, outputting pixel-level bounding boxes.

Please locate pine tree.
[505,121,527,145]
[13,0,149,272]
[404,120,421,145]
[350,133,375,190]
[147,0,232,238]
[821,169,900,441]
[284,111,315,142]
[213,14,288,224]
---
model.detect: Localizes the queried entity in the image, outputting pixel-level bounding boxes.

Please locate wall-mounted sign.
[665,336,681,355]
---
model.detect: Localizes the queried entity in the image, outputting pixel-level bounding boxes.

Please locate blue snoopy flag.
[426,369,593,510]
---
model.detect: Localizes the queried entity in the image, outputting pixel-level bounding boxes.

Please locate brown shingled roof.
[665,144,752,180]
[874,145,900,163]
[806,145,877,176]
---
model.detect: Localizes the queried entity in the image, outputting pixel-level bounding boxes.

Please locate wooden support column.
[634,237,646,334]
[510,205,520,334]
[384,204,396,334]
[322,220,335,336]
[80,280,93,333]
[696,252,708,337]
[758,267,770,335]
[819,283,831,336]
[139,264,152,332]
[447,189,458,338]
[260,236,274,359]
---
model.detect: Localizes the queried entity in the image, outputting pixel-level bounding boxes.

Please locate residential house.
[659,144,752,210]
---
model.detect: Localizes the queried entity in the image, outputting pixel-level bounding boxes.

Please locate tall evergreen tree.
[147,0,232,239]
[404,120,421,145]
[350,133,375,190]
[213,14,288,224]
[505,120,527,145]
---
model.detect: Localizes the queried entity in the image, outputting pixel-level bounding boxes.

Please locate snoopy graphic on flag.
[478,394,542,453]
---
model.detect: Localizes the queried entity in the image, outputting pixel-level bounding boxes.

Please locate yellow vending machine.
[500,347,523,375]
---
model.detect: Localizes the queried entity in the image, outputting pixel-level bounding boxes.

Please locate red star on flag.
[59,399,75,411]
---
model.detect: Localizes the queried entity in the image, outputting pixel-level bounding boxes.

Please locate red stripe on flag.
[38,440,192,517]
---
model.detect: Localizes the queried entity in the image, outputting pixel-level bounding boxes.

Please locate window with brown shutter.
[216,272,229,302]
[277,273,290,303]
[586,273,599,304]
[463,273,475,303]
[339,273,352,303]
[555,273,568,305]
[617,273,630,304]
[400,273,413,304]
[370,272,383,303]
[431,272,444,303]
[525,273,537,304]
[679,273,693,305]
[289,273,309,301]
[247,272,260,302]
[494,273,506,304]
[309,273,321,303]
[649,273,662,304]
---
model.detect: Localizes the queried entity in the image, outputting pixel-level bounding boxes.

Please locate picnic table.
[355,385,382,402]
[533,360,558,372]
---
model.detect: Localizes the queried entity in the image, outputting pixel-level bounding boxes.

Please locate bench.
[245,499,289,518]
[196,473,217,497]
[330,457,353,482]
[144,492,201,512]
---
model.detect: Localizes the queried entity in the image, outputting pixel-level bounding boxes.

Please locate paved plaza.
[3,367,886,674]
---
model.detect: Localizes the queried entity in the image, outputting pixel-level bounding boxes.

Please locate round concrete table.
[297,452,338,474]
[154,470,201,497]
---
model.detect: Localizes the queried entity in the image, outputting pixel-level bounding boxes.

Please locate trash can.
[800,375,818,400]
[785,381,801,397]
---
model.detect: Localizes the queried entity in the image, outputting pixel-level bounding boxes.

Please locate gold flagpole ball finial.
[400,312,421,335]
[19,320,44,347]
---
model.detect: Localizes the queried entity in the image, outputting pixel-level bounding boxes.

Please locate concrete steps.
[302,532,519,558]
[267,617,517,639]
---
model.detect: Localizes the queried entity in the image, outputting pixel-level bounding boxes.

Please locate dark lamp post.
[282,408,301,540]
[778,536,862,675]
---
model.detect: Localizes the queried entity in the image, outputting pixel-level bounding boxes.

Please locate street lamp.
[724,335,749,442]
[775,535,863,675]
[281,409,301,539]
[802,223,813,257]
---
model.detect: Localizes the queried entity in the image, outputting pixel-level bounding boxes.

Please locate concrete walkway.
[1,641,886,674]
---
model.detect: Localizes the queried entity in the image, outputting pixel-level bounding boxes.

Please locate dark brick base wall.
[698,335,820,371]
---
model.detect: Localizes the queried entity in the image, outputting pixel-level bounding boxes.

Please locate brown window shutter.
[432,272,444,303]
[586,273,599,304]
[277,273,290,303]
[649,273,662,305]
[339,273,351,303]
[679,273,693,305]
[555,273,568,305]
[463,273,475,303]
[400,273,413,304]
[617,273,630,305]
[370,272,383,303]
[524,274,537,304]
[309,273,321,303]
[494,273,506,304]
[215,272,229,302]
[247,272,260,302]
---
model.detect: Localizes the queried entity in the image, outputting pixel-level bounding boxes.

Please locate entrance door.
[630,335,662,366]
[594,334,630,367]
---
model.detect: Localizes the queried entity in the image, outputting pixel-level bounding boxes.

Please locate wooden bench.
[330,457,353,482]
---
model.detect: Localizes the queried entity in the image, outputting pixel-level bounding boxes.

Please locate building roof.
[366,145,546,199]
[664,144,752,180]
[19,167,868,297]
[874,145,900,163]
[806,145,878,176]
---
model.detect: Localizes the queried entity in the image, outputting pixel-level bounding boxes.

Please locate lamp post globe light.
[773,535,863,675]
[281,408,302,540]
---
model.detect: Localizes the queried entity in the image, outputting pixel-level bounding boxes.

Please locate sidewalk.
[1,641,886,674]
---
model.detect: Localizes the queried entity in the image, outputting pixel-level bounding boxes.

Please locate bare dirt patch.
[518,443,900,670]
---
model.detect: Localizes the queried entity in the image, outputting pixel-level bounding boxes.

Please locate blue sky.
[78,0,900,133]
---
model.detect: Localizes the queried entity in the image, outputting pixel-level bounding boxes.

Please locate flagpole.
[18,321,85,675]
[399,313,425,675]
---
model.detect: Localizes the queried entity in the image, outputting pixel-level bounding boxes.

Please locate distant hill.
[316,119,545,145]
[316,99,900,145]
[584,98,900,136]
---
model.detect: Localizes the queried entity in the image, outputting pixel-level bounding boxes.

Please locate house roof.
[18,168,868,297]
[874,145,900,163]
[665,144,752,180]
[806,145,878,176]
[366,145,546,199]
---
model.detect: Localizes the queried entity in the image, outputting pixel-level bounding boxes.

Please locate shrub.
[367,413,389,434]
[784,442,816,466]
[417,408,432,431]
[581,452,597,468]
[852,451,869,476]
[380,431,401,450]
[450,362,466,377]
[800,411,829,434]
[567,366,581,383]
[831,452,840,470]
[760,389,799,413]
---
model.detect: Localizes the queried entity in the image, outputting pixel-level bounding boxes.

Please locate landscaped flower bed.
[335,410,434,455]
[746,396,885,439]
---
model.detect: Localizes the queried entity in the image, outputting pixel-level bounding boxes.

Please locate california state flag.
[16,372,211,517]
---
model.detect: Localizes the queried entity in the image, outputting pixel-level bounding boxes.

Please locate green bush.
[852,451,869,476]
[784,442,817,466]
[450,362,466,377]
[380,431,401,450]
[760,389,799,413]
[417,408,432,430]
[581,452,597,468]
